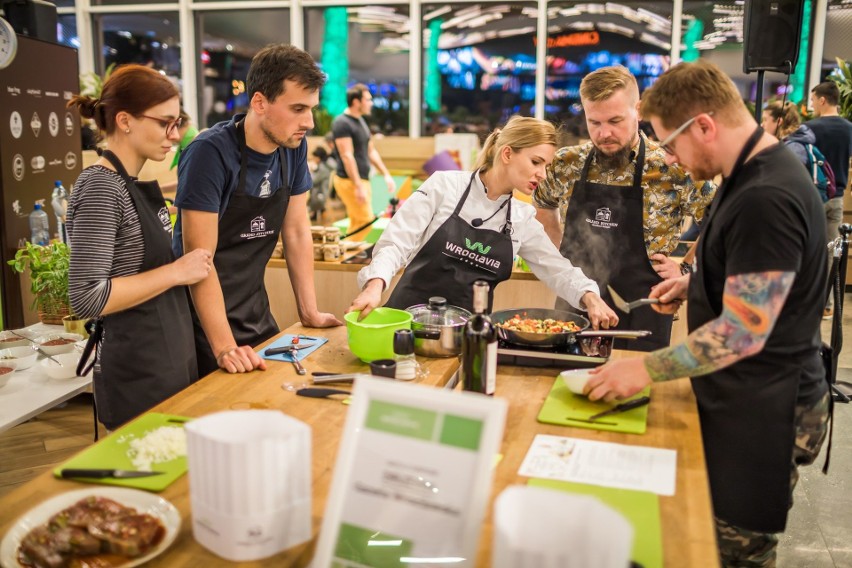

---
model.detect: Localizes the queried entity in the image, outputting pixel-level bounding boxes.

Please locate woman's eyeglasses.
[659,111,714,156]
[140,115,183,137]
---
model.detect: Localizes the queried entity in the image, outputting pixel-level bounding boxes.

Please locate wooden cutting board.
[537,379,651,434]
[52,413,189,492]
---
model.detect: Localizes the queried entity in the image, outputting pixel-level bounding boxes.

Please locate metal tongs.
[607,285,660,314]
[265,343,316,376]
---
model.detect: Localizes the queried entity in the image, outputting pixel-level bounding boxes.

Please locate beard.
[261,123,302,149]
[595,133,637,170]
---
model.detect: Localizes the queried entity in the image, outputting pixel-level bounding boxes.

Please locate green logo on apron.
[465,238,491,255]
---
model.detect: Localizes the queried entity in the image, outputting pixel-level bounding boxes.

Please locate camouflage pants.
[715,391,830,567]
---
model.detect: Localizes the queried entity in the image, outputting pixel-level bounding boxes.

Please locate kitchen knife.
[296,387,351,399]
[59,469,164,479]
[265,343,316,356]
[588,396,651,421]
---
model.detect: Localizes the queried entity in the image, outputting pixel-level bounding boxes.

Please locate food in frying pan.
[18,496,165,567]
[496,314,582,334]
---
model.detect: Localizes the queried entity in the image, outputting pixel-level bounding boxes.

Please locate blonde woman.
[348,116,618,329]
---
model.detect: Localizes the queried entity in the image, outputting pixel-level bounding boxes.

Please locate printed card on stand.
[314,376,507,567]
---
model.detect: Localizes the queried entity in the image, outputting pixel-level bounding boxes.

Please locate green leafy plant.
[829,57,852,121]
[79,62,116,99]
[312,106,333,136]
[7,242,72,320]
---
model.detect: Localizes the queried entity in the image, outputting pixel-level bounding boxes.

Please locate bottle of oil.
[461,280,497,395]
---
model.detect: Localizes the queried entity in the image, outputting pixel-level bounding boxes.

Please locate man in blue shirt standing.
[807,80,852,318]
[174,44,341,376]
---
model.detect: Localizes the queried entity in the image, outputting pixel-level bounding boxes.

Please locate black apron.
[191,119,290,376]
[688,127,817,533]
[87,150,197,431]
[557,138,671,351]
[385,172,514,313]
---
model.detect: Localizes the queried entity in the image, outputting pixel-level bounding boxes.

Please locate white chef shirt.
[357,170,600,310]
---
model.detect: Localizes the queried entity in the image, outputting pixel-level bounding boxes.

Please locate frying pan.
[490,308,591,348]
[490,307,653,348]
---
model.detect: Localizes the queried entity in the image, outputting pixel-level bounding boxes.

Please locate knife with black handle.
[588,396,651,421]
[60,469,164,479]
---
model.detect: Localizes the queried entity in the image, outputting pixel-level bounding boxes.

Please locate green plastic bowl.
[345,308,413,362]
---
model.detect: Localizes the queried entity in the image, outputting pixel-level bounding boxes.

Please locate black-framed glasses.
[659,111,714,156]
[140,115,183,136]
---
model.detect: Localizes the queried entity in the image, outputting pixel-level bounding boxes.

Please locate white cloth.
[357,170,599,310]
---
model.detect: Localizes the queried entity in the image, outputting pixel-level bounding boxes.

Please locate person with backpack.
[762,102,836,204]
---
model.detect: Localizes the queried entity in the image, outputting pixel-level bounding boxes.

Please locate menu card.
[518,434,677,496]
[314,377,507,567]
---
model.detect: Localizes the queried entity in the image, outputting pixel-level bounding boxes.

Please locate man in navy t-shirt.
[807,81,852,318]
[174,44,342,376]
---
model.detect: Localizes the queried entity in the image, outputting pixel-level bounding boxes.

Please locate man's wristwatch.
[679,261,692,275]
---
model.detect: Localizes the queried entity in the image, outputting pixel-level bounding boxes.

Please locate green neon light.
[320,6,349,117]
[682,20,703,63]
[791,0,811,103]
[425,19,443,113]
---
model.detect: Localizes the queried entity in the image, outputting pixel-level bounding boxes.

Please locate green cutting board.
[53,413,189,492]
[529,478,663,568]
[538,379,651,434]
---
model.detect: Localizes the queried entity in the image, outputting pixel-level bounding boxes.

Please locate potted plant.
[8,241,74,326]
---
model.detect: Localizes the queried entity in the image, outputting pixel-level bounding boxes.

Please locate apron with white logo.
[385,172,514,312]
[557,138,672,351]
[191,119,290,376]
[93,150,197,430]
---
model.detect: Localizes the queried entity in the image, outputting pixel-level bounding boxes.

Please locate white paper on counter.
[518,434,677,496]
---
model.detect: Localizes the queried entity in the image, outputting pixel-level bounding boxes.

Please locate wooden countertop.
[0,325,717,567]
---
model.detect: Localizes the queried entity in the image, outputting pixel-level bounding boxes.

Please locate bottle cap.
[34,203,41,210]
[393,329,415,355]
[54,180,62,186]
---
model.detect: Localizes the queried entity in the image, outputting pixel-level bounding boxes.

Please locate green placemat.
[529,479,663,568]
[538,379,650,434]
[53,412,188,492]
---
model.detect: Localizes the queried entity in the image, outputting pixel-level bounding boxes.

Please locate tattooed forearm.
[644,271,795,381]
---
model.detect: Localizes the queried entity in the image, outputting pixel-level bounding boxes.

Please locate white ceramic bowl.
[40,353,82,380]
[34,333,84,356]
[0,359,19,387]
[559,368,593,395]
[0,346,38,370]
[0,330,33,349]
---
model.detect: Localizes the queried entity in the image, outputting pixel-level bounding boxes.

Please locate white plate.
[0,487,181,568]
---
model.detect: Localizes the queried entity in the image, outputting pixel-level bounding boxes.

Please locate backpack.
[803,143,837,203]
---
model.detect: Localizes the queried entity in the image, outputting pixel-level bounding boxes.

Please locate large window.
[93,13,181,78]
[306,5,411,136]
[421,3,537,137]
[544,1,672,133]
[57,15,78,48]
[196,9,291,128]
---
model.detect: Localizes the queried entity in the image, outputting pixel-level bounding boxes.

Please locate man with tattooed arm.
[584,61,830,567]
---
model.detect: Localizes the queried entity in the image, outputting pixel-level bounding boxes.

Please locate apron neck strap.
[452,171,479,217]
[235,118,249,195]
[101,149,133,185]
[454,170,513,235]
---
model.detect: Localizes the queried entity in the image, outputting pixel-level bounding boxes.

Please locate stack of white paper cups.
[185,410,312,561]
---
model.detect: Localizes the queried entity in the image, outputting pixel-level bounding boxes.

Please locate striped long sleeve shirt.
[66,166,145,318]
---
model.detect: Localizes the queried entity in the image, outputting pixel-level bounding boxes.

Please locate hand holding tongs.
[607,285,660,314]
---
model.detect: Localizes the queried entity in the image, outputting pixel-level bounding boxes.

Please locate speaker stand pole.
[754,70,765,122]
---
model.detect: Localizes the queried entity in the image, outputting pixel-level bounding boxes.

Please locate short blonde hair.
[580,66,639,104]
[474,116,558,172]
[640,60,748,129]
